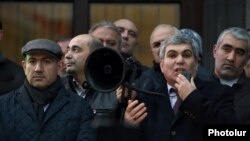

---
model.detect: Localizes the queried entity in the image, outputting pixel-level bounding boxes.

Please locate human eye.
[117,27,125,33]
[167,51,177,58]
[28,59,36,65]
[221,45,232,53]
[129,30,137,38]
[44,59,53,64]
[153,42,161,48]
[107,41,116,47]
[235,49,246,56]
[72,46,80,53]
[182,50,193,58]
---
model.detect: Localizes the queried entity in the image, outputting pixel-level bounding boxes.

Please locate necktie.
[170,88,182,114]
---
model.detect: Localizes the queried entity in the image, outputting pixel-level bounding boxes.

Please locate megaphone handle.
[123,82,166,97]
[120,83,131,104]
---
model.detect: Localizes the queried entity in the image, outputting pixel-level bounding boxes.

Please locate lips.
[66,62,75,67]
[174,68,186,73]
[33,76,45,80]
[121,42,128,48]
[222,63,235,69]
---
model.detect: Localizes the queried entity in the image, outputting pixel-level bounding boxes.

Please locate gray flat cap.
[21,39,63,59]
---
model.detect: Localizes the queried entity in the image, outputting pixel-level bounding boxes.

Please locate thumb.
[190,77,196,89]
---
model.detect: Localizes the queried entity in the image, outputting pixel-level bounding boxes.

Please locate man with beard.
[0,39,94,141]
[89,21,121,51]
[123,24,180,125]
[209,27,250,124]
[124,34,237,141]
[64,34,119,122]
[114,19,148,72]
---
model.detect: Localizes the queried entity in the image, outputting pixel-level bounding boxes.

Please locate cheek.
[236,58,248,68]
[161,62,171,73]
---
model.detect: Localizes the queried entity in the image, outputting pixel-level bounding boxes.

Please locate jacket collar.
[16,84,70,126]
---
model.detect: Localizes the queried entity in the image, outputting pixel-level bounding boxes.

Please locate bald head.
[150,24,180,63]
[65,34,103,82]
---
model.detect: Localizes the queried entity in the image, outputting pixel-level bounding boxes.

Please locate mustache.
[222,60,235,68]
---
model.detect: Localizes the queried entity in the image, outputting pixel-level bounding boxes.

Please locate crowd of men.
[0,19,250,141]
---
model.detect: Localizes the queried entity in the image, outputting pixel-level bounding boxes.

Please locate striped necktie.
[170,88,182,114]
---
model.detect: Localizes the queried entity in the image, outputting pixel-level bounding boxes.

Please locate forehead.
[69,37,88,48]
[92,27,119,39]
[26,51,56,59]
[165,43,193,52]
[220,34,248,49]
[114,20,138,32]
[150,28,176,43]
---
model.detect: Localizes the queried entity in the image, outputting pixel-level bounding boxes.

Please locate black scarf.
[24,77,62,123]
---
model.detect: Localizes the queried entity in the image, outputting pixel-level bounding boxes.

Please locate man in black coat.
[124,35,237,141]
[64,34,119,124]
[0,39,94,141]
[0,20,25,95]
[209,27,250,124]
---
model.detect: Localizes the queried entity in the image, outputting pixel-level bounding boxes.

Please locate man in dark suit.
[0,20,25,95]
[209,27,250,124]
[0,39,94,141]
[124,35,237,141]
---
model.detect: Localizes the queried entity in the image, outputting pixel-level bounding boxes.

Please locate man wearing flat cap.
[0,39,94,141]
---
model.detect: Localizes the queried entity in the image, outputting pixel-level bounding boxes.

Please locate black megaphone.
[84,47,126,92]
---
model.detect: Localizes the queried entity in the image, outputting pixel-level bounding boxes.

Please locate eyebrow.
[118,27,137,35]
[223,43,247,51]
[71,45,81,49]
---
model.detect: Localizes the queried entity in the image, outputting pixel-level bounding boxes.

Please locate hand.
[124,100,147,125]
[174,73,196,100]
[116,85,137,103]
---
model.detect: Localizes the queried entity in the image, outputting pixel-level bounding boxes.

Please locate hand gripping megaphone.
[84,47,165,98]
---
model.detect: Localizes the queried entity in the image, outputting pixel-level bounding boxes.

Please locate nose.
[227,51,235,62]
[122,30,129,40]
[65,51,72,59]
[103,42,108,47]
[176,55,184,64]
[35,62,43,72]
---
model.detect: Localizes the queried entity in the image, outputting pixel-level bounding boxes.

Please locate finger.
[128,99,133,104]
[136,112,148,123]
[130,102,146,116]
[190,77,195,85]
[126,100,139,112]
[131,90,137,100]
[133,106,147,119]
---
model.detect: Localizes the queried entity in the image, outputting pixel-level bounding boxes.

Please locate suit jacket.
[139,77,237,141]
[209,72,250,124]
[61,76,118,121]
[0,85,94,141]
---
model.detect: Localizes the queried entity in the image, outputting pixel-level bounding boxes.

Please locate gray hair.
[87,36,104,53]
[159,35,199,60]
[152,24,180,37]
[216,27,250,55]
[180,28,202,61]
[89,21,122,48]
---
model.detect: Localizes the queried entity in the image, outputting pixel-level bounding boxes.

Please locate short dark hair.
[0,21,2,30]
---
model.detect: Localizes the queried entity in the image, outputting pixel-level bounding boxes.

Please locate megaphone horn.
[84,47,126,92]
